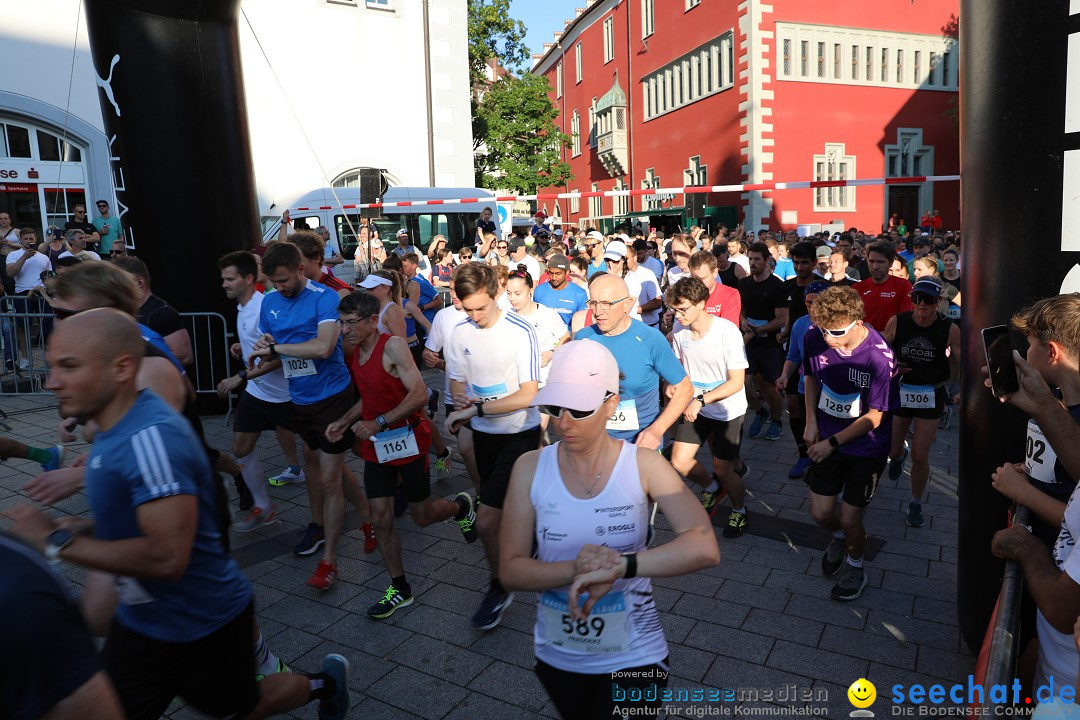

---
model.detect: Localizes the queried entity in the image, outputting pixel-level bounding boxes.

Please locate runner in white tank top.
[500,340,720,720]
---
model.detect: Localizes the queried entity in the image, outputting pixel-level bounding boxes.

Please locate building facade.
[532,0,959,234]
[0,0,473,235]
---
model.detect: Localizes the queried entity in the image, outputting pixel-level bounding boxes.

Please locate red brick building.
[531,0,959,234]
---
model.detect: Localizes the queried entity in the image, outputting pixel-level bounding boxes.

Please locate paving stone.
[699,556,770,585]
[848,586,917,617]
[260,595,348,635]
[318,612,413,656]
[670,593,750,629]
[703,655,810,695]
[652,569,725,598]
[666,641,720,683]
[819,623,918,670]
[391,603,486,647]
[365,665,470,719]
[869,551,930,577]
[466,660,550,711]
[650,584,682,612]
[915,645,976,678]
[428,559,499,593]
[423,538,490,566]
[468,626,537,669]
[783,594,869,630]
[443,692,545,720]
[744,545,815,573]
[714,578,790,612]
[742,607,825,648]
[415,580,487,618]
[682,619,775,664]
[660,613,697,645]
[764,568,835,600]
[263,626,327,666]
[880,572,956,603]
[912,597,958,626]
[866,612,961,653]
[765,640,868,684]
[294,639,396,693]
[391,634,492,685]
[352,697,420,720]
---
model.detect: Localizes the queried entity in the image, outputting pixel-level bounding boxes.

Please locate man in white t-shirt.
[214,251,293,532]
[57,229,102,262]
[445,262,540,631]
[667,275,750,538]
[625,238,662,328]
[6,229,52,368]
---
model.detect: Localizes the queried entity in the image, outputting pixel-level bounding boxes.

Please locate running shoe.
[700,484,726,518]
[234,505,278,533]
[888,444,908,482]
[255,657,290,682]
[367,584,414,619]
[747,411,770,439]
[938,404,952,431]
[723,509,747,538]
[454,492,479,543]
[293,523,326,556]
[235,477,254,512]
[906,502,925,528]
[821,537,846,576]
[471,587,513,631]
[831,563,867,601]
[41,444,65,472]
[788,456,812,479]
[434,450,453,480]
[317,654,351,720]
[268,467,306,487]
[427,389,441,420]
[765,421,783,441]
[362,522,378,554]
[307,560,338,590]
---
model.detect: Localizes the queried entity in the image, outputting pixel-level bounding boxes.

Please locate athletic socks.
[845,555,864,569]
[252,631,282,678]
[704,480,721,493]
[236,452,273,512]
[833,530,845,540]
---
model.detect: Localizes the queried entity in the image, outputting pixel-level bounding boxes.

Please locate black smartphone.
[983,325,1019,397]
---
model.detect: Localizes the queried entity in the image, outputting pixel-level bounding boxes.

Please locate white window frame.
[604,17,615,64]
[642,0,655,39]
[571,110,581,157]
[641,31,735,121]
[590,182,602,220]
[775,23,958,91]
[365,0,394,9]
[684,155,707,187]
[556,62,563,98]
[613,178,629,216]
[575,43,583,84]
[686,0,700,10]
[571,192,580,214]
[588,98,598,149]
[813,143,856,213]
[643,168,661,211]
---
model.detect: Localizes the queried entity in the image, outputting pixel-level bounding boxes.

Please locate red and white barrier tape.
[292,175,960,211]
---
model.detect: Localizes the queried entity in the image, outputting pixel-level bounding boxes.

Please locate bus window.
[334,214,372,260]
[292,215,320,232]
[416,213,450,251]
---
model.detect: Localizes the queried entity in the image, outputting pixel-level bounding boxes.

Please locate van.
[261,187,508,282]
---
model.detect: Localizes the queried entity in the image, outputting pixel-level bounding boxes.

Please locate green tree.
[468,0,572,192]
[473,73,573,193]
[467,0,528,84]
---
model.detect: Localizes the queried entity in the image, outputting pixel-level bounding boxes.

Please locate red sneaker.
[362,522,378,554]
[307,560,338,590]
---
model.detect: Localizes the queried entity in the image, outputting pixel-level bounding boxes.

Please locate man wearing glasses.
[63,204,101,253]
[802,285,897,602]
[93,200,122,254]
[575,274,692,450]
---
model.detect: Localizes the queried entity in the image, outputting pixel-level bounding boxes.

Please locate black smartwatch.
[695,393,706,404]
[268,343,277,356]
[45,527,76,565]
[375,414,390,431]
[828,435,842,450]
[476,402,485,418]
[237,368,249,381]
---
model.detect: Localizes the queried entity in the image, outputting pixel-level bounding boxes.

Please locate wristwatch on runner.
[45,527,76,565]
[828,436,842,450]
[376,415,390,431]
[695,393,706,405]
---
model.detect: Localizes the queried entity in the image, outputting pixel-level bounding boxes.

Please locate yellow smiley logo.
[848,678,876,709]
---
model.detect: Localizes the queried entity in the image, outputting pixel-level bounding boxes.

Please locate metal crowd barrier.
[976,505,1029,712]
[0,310,234,418]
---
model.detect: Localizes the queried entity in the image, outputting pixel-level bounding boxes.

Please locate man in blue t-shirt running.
[3,309,351,720]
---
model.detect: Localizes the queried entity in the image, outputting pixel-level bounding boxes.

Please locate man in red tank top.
[326,291,478,620]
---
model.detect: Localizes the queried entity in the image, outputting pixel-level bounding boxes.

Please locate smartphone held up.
[982,325,1020,397]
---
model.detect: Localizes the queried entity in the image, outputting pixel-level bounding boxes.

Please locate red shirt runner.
[704,281,742,327]
[346,333,430,465]
[319,272,352,294]
[853,275,913,331]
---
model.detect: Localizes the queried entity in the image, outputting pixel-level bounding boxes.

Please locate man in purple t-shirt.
[802,285,896,602]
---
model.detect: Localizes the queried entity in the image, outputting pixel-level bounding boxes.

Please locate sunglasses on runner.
[820,320,858,337]
[539,393,614,420]
[911,293,937,305]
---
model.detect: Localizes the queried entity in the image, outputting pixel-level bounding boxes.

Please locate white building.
[0,0,473,233]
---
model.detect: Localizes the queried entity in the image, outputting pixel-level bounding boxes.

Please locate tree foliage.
[468,0,573,192]
[473,73,573,193]
[467,0,528,85]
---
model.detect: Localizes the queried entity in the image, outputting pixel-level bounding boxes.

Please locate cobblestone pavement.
[0,371,970,719]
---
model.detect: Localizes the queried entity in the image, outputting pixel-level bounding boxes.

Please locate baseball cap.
[815,246,831,260]
[617,233,631,245]
[586,230,605,243]
[534,210,547,218]
[911,277,943,297]
[547,254,570,270]
[396,229,409,238]
[804,280,832,297]
[604,240,628,261]
[532,340,619,412]
[554,228,564,236]
[357,275,392,290]
[508,238,526,252]
[913,236,929,246]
